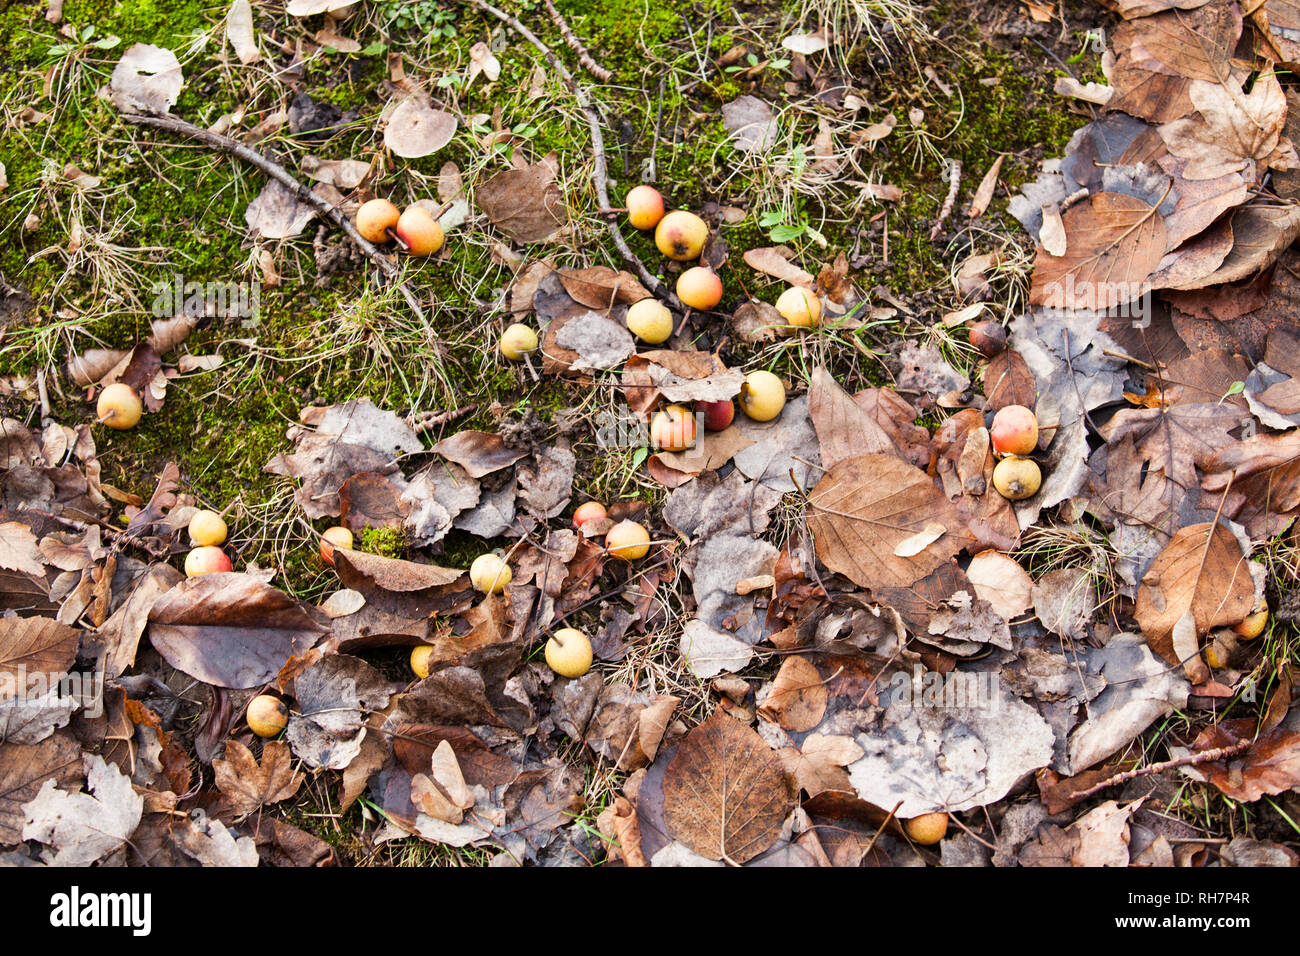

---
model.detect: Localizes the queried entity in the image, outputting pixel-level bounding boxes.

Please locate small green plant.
[724,51,791,75]
[44,24,120,59]
[758,203,827,246]
[379,0,457,37]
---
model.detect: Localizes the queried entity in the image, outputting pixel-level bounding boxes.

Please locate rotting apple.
[499,323,539,360]
[676,267,723,310]
[606,519,650,561]
[188,509,228,547]
[699,398,735,431]
[626,185,666,230]
[738,370,786,422]
[395,205,445,256]
[470,552,513,594]
[625,298,674,344]
[247,695,290,738]
[184,546,232,578]
[654,210,708,261]
[650,404,698,452]
[356,198,401,243]
[968,320,1007,358]
[990,405,1039,457]
[992,456,1041,500]
[775,285,821,327]
[96,383,143,430]
[545,627,593,678]
[320,526,354,565]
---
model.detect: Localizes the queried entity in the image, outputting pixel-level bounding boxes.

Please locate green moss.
[360,525,407,557]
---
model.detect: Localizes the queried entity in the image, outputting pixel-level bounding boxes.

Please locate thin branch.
[119,112,431,335]
[542,0,613,81]
[1070,737,1255,802]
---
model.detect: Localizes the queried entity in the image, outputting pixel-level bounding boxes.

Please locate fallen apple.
[247,694,290,738]
[96,383,143,430]
[650,404,698,452]
[676,266,723,310]
[470,552,513,593]
[625,298,674,344]
[626,185,666,230]
[992,456,1041,500]
[572,500,608,534]
[320,526,354,565]
[968,320,1007,358]
[356,198,400,243]
[395,205,445,256]
[410,644,434,679]
[990,404,1039,457]
[606,519,650,561]
[185,546,232,578]
[545,627,593,678]
[188,509,227,547]
[775,285,821,327]
[499,323,539,360]
[1234,608,1269,640]
[738,370,785,422]
[699,398,735,431]
[904,812,948,845]
[654,210,708,261]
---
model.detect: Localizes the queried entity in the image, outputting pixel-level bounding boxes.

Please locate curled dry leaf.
[965,550,1034,621]
[743,247,815,286]
[214,740,304,818]
[22,755,142,866]
[477,161,566,243]
[431,430,528,478]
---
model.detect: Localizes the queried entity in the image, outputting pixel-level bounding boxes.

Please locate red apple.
[699,399,735,431]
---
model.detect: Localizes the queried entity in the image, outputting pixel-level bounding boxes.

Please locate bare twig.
[929,159,962,240]
[408,404,477,434]
[464,0,679,308]
[1070,738,1255,802]
[542,0,613,81]
[119,112,431,335]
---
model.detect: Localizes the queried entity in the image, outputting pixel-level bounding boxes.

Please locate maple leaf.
[213,740,305,818]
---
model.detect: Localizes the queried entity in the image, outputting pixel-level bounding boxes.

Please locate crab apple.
[605,519,650,561]
[470,553,513,594]
[625,185,666,230]
[990,404,1039,457]
[650,404,698,452]
[499,323,539,360]
[775,285,821,327]
[572,500,608,533]
[395,205,445,256]
[699,398,735,431]
[356,198,401,243]
[410,644,434,679]
[187,509,227,547]
[96,383,142,430]
[545,627,593,678]
[1234,609,1269,640]
[739,370,786,422]
[968,320,1007,358]
[992,456,1041,501]
[247,695,289,738]
[654,210,708,261]
[904,812,948,845]
[676,267,723,310]
[320,526,354,565]
[185,546,231,578]
[625,298,674,344]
